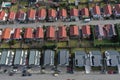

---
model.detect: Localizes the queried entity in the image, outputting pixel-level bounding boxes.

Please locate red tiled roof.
[8,11,16,20]
[24,28,33,39]
[115,4,120,14]
[13,28,21,39]
[70,26,79,36]
[0,10,5,20]
[35,27,44,39]
[16,10,25,19]
[27,9,36,19]
[70,8,78,16]
[82,25,91,35]
[2,28,11,39]
[48,9,56,18]
[104,4,112,15]
[38,8,46,18]
[81,8,89,17]
[60,9,67,17]
[58,26,67,38]
[46,26,55,38]
[93,6,101,15]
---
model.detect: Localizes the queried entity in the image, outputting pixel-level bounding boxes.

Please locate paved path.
[0,20,120,28]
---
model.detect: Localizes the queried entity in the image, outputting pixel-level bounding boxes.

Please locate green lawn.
[69,40,79,47]
[0,44,9,48]
[44,41,55,46]
[71,48,85,53]
[80,40,92,47]
[57,42,67,47]
[10,4,18,12]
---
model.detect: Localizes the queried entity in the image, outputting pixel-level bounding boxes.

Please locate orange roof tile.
[13,28,21,39]
[16,10,25,19]
[24,28,33,39]
[70,8,78,16]
[115,4,120,14]
[81,8,89,17]
[93,6,101,15]
[0,10,5,20]
[60,9,67,17]
[35,27,44,39]
[70,26,79,36]
[38,8,46,18]
[82,25,91,35]
[104,4,112,15]
[58,26,67,38]
[8,11,16,20]
[46,26,55,38]
[2,28,11,39]
[27,9,36,19]
[48,9,56,18]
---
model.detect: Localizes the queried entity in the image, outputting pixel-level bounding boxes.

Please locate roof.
[48,9,56,18]
[104,4,112,15]
[115,4,120,14]
[35,27,44,39]
[8,11,16,20]
[58,26,67,38]
[44,50,54,66]
[90,51,102,66]
[0,50,8,65]
[60,9,67,17]
[13,28,21,39]
[81,8,89,17]
[16,10,25,19]
[95,25,104,37]
[0,10,5,20]
[2,28,11,39]
[93,6,101,15]
[29,50,40,65]
[58,50,69,66]
[24,28,33,39]
[75,51,86,67]
[27,9,36,19]
[82,25,91,35]
[38,8,46,18]
[46,26,55,38]
[70,8,78,16]
[70,26,79,36]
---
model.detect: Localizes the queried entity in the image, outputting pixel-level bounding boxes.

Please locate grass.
[0,43,9,48]
[44,41,55,46]
[10,4,18,12]
[69,40,79,47]
[57,42,67,47]
[80,40,92,47]
[12,43,20,48]
[71,48,85,53]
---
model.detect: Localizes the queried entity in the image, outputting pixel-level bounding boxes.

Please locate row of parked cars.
[0,49,120,74]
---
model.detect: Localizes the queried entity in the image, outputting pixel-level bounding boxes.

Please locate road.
[0,19,120,28]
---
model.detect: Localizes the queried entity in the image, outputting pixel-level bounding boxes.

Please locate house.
[114,4,120,17]
[103,24,116,38]
[58,49,69,66]
[46,26,55,40]
[37,8,46,21]
[59,9,67,20]
[70,8,79,21]
[24,28,33,42]
[2,28,11,40]
[92,6,101,19]
[48,9,57,21]
[103,4,112,17]
[81,8,89,18]
[89,51,102,67]
[44,50,54,66]
[94,25,105,40]
[29,50,41,66]
[58,26,67,41]
[0,10,7,22]
[35,27,44,41]
[75,51,86,67]
[16,10,26,21]
[82,25,91,38]
[13,28,21,40]
[70,25,79,38]
[14,50,27,66]
[8,11,16,22]
[105,50,120,67]
[27,9,36,21]
[0,50,14,66]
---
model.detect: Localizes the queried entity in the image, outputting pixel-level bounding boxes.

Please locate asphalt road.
[0,19,120,28]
